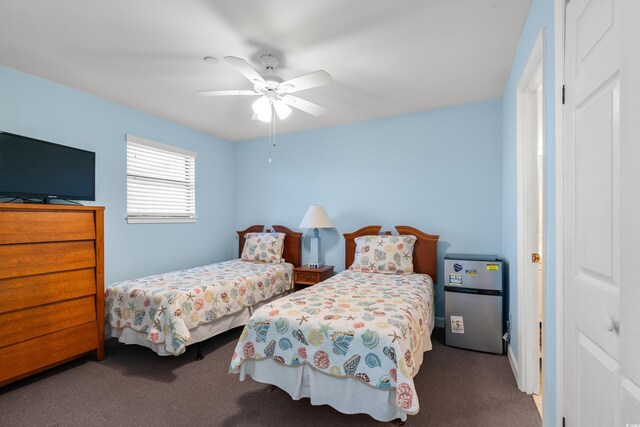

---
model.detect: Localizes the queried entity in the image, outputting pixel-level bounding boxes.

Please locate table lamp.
[299,205,334,268]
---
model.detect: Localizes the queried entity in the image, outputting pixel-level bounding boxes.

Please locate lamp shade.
[299,205,334,228]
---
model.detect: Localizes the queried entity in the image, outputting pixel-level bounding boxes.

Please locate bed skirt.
[234,325,432,422]
[106,294,287,356]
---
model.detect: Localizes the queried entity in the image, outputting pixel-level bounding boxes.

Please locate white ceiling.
[0,0,531,141]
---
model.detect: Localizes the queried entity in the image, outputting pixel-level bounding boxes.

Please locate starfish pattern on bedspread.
[229,270,434,415]
[105,259,293,355]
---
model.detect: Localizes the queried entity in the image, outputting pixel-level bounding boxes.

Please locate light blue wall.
[501,0,556,424]
[235,99,504,321]
[0,65,236,284]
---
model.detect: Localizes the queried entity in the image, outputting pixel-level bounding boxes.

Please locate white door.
[619,1,640,424]
[524,81,543,396]
[517,31,545,396]
[563,0,640,425]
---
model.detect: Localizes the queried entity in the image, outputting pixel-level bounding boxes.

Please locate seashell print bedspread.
[229,270,435,415]
[105,259,293,355]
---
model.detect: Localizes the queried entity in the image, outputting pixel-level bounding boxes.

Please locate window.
[126,134,196,223]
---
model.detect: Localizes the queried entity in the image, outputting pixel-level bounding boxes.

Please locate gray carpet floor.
[0,328,541,426]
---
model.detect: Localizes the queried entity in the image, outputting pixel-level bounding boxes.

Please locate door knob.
[531,253,541,263]
[605,316,620,332]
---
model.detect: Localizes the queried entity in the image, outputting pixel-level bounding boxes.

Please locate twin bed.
[105,225,302,356]
[105,223,439,423]
[230,225,439,423]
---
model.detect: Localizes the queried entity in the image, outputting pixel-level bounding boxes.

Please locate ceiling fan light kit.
[272,100,292,120]
[198,54,331,123]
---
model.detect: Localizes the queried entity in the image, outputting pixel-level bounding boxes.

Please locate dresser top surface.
[0,203,104,212]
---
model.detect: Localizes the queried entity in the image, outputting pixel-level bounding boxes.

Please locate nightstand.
[293,265,334,291]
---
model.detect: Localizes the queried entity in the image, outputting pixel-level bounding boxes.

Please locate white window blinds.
[126,135,197,223]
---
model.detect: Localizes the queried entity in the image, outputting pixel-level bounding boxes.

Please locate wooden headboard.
[272,225,303,267]
[343,225,439,279]
[236,224,303,267]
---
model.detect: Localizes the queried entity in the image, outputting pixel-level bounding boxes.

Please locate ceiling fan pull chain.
[272,106,277,148]
[268,103,276,164]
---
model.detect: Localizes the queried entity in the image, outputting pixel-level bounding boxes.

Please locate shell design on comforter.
[105,259,293,355]
[229,270,434,415]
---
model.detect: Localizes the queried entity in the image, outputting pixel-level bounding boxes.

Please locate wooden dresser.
[0,203,105,385]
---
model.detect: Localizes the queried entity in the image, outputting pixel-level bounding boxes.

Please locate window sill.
[126,216,197,224]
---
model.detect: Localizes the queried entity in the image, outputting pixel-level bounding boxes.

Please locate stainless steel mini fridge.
[444,254,504,354]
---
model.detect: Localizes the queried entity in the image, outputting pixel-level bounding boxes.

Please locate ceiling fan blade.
[281,95,327,116]
[197,90,258,96]
[279,70,332,93]
[224,56,266,85]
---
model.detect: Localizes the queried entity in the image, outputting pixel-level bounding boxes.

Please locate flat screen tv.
[0,131,95,202]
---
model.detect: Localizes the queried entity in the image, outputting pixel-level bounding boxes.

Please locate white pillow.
[241,232,286,263]
[349,235,416,274]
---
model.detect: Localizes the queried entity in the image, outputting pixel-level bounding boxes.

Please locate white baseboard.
[435,316,444,328]
[508,344,520,388]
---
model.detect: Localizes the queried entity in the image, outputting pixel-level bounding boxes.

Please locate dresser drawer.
[0,268,96,313]
[0,322,98,384]
[0,241,96,280]
[0,204,104,385]
[0,210,95,244]
[0,296,96,347]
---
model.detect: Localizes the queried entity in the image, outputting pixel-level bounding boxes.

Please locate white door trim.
[554,0,566,424]
[516,28,546,396]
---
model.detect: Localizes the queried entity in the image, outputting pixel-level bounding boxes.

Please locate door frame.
[516,28,546,396]
[554,0,566,425]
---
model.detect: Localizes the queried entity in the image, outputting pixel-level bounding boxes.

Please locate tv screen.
[0,131,95,202]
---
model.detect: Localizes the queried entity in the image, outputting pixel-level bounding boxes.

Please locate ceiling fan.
[198,54,332,122]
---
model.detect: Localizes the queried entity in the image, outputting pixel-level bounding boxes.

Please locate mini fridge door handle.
[444,286,502,296]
